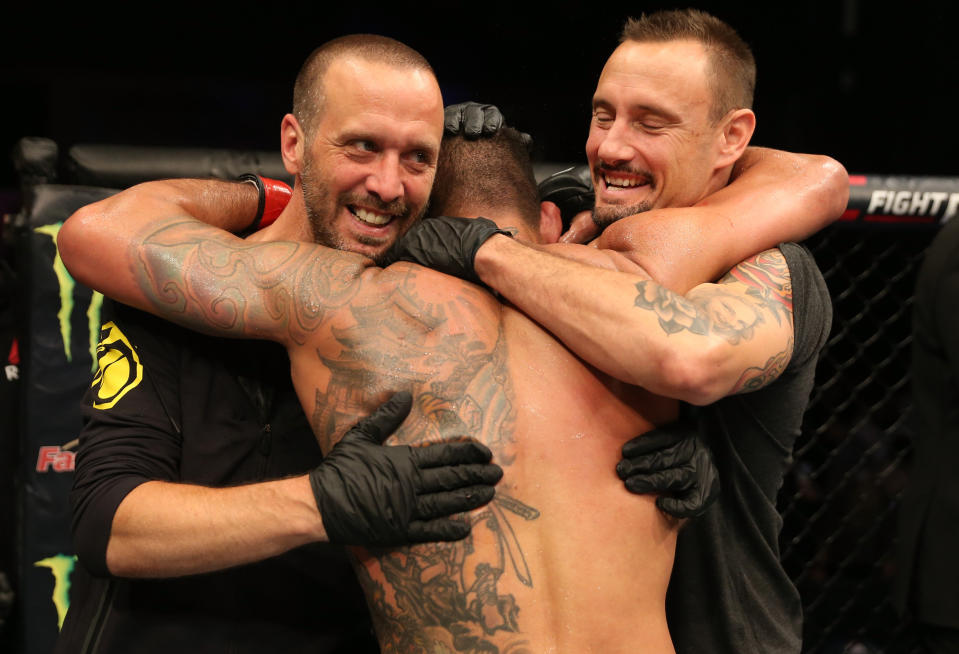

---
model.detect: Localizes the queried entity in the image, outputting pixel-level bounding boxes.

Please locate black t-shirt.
[666,243,832,654]
[55,302,376,654]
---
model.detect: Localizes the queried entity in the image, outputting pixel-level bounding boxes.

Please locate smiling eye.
[353,140,377,152]
[593,111,613,126]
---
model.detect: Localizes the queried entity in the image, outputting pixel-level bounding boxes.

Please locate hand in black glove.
[383,216,513,286]
[443,102,533,148]
[310,391,503,546]
[538,164,595,233]
[444,102,504,138]
[615,418,720,519]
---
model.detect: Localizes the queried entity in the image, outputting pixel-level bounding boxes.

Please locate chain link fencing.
[780,223,938,654]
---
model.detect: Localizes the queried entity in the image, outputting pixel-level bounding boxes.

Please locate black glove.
[615,417,720,519]
[444,102,504,138]
[538,165,594,231]
[443,102,533,148]
[383,216,513,286]
[310,392,503,546]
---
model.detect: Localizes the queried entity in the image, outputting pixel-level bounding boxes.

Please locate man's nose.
[596,120,635,166]
[365,152,404,203]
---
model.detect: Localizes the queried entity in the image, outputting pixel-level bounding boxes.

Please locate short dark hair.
[621,9,755,122]
[428,128,540,231]
[292,34,435,138]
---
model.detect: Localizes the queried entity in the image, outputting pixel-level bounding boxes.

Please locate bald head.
[293,34,437,139]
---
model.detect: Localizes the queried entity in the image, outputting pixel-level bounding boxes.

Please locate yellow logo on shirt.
[91,321,143,409]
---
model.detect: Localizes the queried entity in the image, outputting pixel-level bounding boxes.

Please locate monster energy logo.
[34,223,103,369]
[34,554,75,630]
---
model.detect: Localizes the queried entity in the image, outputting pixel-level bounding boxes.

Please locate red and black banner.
[842,175,959,227]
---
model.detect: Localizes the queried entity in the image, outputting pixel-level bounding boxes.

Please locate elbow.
[810,155,851,224]
[654,342,731,405]
[58,202,104,288]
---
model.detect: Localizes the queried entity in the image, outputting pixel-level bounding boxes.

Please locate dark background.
[2,0,957,195]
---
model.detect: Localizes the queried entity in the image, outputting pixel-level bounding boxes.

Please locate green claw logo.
[34,222,103,369]
[34,554,76,630]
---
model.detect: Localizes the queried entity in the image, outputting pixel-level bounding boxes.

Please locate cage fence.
[780,224,937,654]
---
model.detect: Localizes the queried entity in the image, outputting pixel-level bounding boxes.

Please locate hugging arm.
[58,181,374,346]
[593,147,848,292]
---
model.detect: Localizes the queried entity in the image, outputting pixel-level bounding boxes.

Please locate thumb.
[346,392,414,445]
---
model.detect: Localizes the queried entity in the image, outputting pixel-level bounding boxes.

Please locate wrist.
[237,174,292,234]
[474,233,517,286]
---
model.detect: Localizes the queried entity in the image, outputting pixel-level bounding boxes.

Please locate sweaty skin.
[60,211,680,653]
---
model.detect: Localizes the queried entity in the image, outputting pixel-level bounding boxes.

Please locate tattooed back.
[289,260,681,654]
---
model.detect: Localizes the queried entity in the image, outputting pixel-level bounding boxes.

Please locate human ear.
[715,108,756,169]
[539,201,564,244]
[280,113,306,175]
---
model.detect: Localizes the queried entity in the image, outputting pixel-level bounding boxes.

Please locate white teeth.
[352,207,391,225]
[604,175,645,189]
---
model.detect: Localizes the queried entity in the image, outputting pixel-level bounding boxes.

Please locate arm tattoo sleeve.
[135,219,368,344]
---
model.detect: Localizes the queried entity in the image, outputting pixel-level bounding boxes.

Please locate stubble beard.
[300,155,423,265]
[592,200,653,229]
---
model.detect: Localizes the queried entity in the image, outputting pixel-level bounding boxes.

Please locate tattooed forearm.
[134,219,367,343]
[633,248,793,345]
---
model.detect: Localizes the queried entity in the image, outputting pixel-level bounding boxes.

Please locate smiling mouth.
[601,172,652,190]
[348,205,395,226]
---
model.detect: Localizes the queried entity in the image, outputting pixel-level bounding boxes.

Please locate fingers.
[623,468,694,495]
[444,103,503,138]
[407,517,472,543]
[411,440,494,467]
[346,391,414,445]
[463,103,486,137]
[444,104,466,134]
[621,428,686,459]
[656,496,701,519]
[418,462,503,491]
[415,484,496,521]
[482,107,503,135]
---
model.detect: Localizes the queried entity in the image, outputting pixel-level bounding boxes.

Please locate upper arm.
[658,248,795,404]
[60,189,373,346]
[71,309,183,575]
[593,147,848,294]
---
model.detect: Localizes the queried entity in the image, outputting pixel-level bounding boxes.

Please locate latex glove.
[383,216,513,286]
[616,419,720,519]
[311,392,503,545]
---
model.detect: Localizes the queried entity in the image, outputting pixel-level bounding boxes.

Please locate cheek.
[407,175,434,207]
[585,127,603,160]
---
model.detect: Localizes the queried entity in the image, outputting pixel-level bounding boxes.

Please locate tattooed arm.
[474,238,793,405]
[58,182,373,345]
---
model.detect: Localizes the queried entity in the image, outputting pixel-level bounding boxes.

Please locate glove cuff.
[237,174,292,233]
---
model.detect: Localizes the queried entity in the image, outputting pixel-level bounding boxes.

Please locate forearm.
[106,476,326,577]
[595,147,849,293]
[130,178,260,232]
[475,236,726,401]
